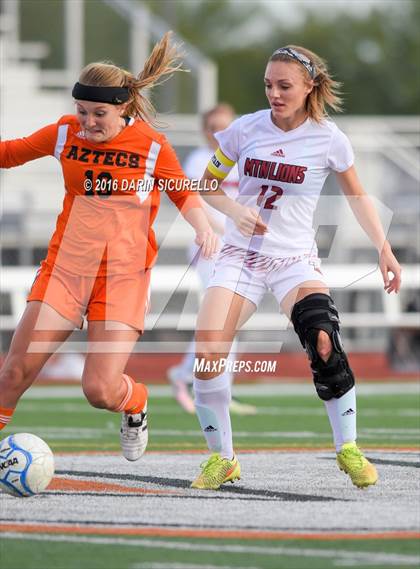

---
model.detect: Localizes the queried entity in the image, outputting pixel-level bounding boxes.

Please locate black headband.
[72,82,130,104]
[271,47,316,79]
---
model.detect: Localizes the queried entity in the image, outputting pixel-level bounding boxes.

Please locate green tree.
[145,0,420,115]
[271,0,420,114]
[19,0,420,115]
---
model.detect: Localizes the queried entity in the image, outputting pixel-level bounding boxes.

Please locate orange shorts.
[28,262,151,332]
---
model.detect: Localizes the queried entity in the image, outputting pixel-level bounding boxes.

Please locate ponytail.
[78,31,185,125]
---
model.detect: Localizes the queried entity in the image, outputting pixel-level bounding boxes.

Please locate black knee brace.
[291,293,355,401]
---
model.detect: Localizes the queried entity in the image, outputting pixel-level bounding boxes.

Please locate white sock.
[193,373,233,459]
[324,386,357,452]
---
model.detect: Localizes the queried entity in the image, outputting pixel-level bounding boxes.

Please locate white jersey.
[183,145,239,229]
[215,109,354,258]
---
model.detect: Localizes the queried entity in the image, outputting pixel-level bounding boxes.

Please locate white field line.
[8,426,329,439]
[1,533,419,567]
[9,426,420,440]
[250,408,420,418]
[362,428,420,434]
[16,402,420,418]
[21,383,420,400]
[131,564,261,569]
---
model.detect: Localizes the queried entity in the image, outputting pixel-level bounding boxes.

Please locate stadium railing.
[1,265,419,333]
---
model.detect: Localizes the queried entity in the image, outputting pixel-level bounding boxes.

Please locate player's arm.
[187,194,225,236]
[167,189,219,260]
[204,206,226,236]
[200,148,267,237]
[0,123,58,168]
[336,165,401,293]
[182,205,220,259]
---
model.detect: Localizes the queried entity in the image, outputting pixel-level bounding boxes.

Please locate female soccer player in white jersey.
[190,45,402,490]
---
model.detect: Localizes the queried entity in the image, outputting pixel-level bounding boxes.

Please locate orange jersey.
[0,115,200,275]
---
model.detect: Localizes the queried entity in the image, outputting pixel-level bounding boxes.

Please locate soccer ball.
[0,433,54,497]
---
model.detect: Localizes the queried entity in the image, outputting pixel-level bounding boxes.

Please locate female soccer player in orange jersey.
[0,32,218,461]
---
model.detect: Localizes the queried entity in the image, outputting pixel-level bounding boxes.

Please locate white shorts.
[188,242,218,289]
[207,244,327,307]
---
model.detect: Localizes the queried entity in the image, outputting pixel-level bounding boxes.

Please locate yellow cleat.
[191,453,241,490]
[337,442,378,488]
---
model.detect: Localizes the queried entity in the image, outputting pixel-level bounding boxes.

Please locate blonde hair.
[78,31,184,125]
[269,45,343,122]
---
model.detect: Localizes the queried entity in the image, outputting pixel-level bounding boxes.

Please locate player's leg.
[0,301,76,430]
[82,269,151,460]
[82,321,148,461]
[191,286,256,489]
[283,281,377,488]
[169,336,256,415]
[283,281,358,448]
[195,250,257,415]
[169,248,256,415]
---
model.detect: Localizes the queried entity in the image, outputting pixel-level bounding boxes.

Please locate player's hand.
[195,228,220,259]
[379,242,402,294]
[231,204,268,237]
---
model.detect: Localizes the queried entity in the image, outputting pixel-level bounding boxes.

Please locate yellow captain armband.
[207,147,235,180]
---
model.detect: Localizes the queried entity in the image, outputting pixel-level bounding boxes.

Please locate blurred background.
[0,0,419,382]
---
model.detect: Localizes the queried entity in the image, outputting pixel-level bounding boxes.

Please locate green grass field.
[8,390,420,452]
[3,536,420,569]
[1,384,419,569]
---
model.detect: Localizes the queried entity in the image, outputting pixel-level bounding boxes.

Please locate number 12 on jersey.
[256,185,284,209]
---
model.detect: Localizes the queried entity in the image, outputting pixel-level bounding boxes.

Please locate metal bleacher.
[1,0,419,355]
